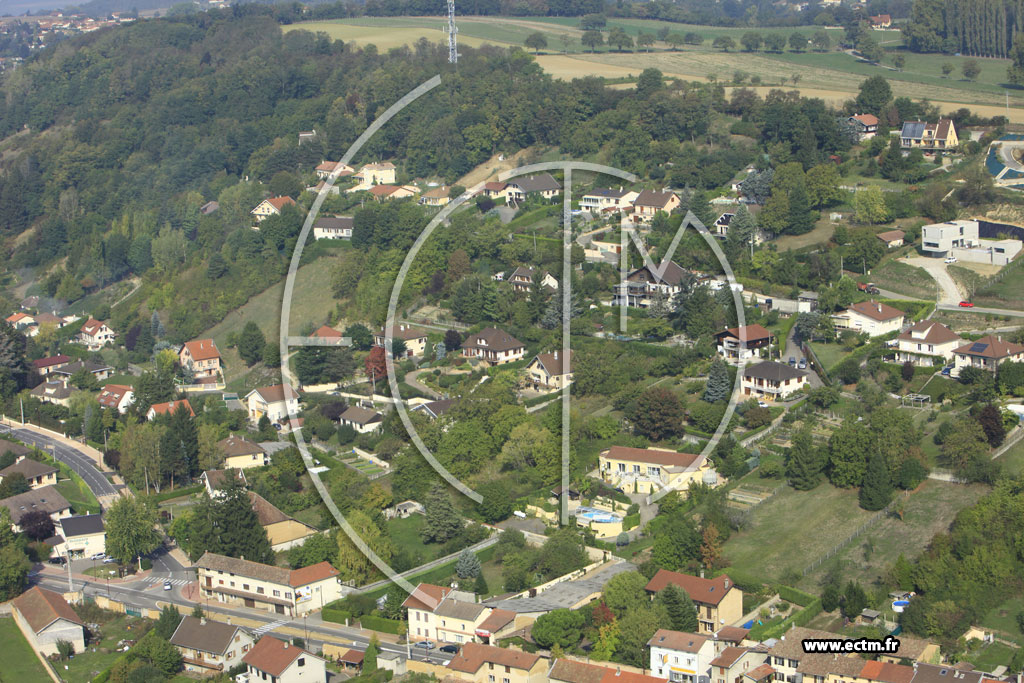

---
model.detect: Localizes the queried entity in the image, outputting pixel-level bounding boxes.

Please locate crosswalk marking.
[145,577,191,586]
[253,618,290,636]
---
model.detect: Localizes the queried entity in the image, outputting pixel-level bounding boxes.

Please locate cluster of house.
[11,585,329,682]
[0,12,134,55]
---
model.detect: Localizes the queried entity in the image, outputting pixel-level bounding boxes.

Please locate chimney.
[616,668,622,677]
[554,351,558,360]
[876,303,882,313]
[284,642,289,649]
[724,578,730,589]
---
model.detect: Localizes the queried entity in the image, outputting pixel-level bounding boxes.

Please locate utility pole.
[66,548,73,593]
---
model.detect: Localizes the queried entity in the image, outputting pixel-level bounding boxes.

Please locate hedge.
[749,598,823,640]
[143,484,203,504]
[359,614,405,635]
[622,513,640,531]
[776,585,817,607]
[322,607,352,625]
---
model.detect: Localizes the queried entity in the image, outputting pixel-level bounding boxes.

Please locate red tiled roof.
[845,300,905,322]
[897,321,961,345]
[648,629,710,653]
[243,636,316,676]
[477,608,515,635]
[265,196,296,210]
[402,583,451,611]
[97,384,132,410]
[181,339,220,362]
[715,626,750,642]
[289,561,339,587]
[249,384,299,404]
[80,318,106,335]
[954,335,1024,359]
[714,324,773,343]
[711,646,747,667]
[602,446,701,469]
[483,181,507,191]
[876,229,905,243]
[860,660,915,683]
[448,642,540,674]
[12,586,83,634]
[313,325,343,338]
[645,569,736,606]
[149,399,194,417]
[369,184,399,197]
[32,355,71,369]
[852,114,879,126]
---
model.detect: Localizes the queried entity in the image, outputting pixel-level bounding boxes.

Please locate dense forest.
[905,0,1024,57]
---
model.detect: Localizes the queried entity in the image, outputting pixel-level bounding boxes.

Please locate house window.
[788,660,798,668]
[298,658,305,667]
[257,587,264,594]
[489,677,495,682]
[273,590,280,597]
[243,584,249,591]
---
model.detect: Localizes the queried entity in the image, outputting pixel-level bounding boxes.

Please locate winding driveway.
[900,256,962,305]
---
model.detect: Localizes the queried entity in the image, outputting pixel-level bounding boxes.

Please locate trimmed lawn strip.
[0,616,53,681]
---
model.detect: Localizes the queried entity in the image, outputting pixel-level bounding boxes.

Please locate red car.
[959,301,974,308]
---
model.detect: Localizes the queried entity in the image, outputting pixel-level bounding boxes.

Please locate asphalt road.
[4,425,117,497]
[936,303,1024,317]
[33,572,454,666]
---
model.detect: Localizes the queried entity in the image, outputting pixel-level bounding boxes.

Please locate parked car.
[47,556,67,566]
[413,641,436,650]
[788,356,797,366]
[103,557,119,564]
[958,301,974,307]
[90,553,106,561]
[757,401,769,408]
[439,644,459,654]
[945,256,957,264]
[798,358,807,369]
[941,365,953,376]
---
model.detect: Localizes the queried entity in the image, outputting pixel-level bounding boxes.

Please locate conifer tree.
[420,483,462,544]
[657,584,699,632]
[456,548,482,579]
[859,452,893,511]
[787,427,822,490]
[703,357,730,403]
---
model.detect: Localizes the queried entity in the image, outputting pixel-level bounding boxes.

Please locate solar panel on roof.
[969,342,988,353]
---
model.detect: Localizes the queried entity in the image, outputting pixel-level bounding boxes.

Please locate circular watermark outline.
[280,76,750,604]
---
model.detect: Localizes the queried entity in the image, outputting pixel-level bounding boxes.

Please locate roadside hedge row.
[359,614,405,634]
[749,598,823,641]
[143,484,203,504]
[776,585,818,607]
[622,513,640,531]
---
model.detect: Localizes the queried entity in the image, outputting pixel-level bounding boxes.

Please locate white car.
[90,553,106,561]
[163,580,173,591]
[757,401,769,408]
[944,256,957,264]
[103,557,118,564]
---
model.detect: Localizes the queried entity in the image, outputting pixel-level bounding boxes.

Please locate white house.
[832,301,906,337]
[200,469,247,498]
[613,259,688,308]
[97,384,135,413]
[741,361,808,401]
[460,327,525,366]
[353,162,397,187]
[170,615,255,676]
[952,335,1024,378]
[338,405,383,434]
[78,318,116,350]
[504,173,561,202]
[312,216,353,240]
[251,196,296,224]
[921,219,1023,266]
[55,514,105,559]
[648,629,716,683]
[895,321,962,366]
[580,187,638,213]
[507,266,558,293]
[146,399,195,421]
[11,587,85,657]
[243,636,326,683]
[245,384,300,426]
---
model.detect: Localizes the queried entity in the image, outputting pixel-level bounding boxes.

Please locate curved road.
[4,424,117,498]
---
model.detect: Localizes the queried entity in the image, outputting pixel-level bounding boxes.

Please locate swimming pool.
[576,506,622,524]
[892,600,910,613]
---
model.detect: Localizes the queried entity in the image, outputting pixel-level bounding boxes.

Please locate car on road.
[958,301,974,307]
[103,557,118,564]
[438,644,459,654]
[788,356,796,366]
[163,580,173,591]
[47,556,67,566]
[90,553,106,561]
[757,401,769,408]
[941,365,953,376]
[945,256,957,264]
[798,358,807,369]
[413,641,436,651]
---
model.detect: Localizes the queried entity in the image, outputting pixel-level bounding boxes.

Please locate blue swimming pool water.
[576,506,621,524]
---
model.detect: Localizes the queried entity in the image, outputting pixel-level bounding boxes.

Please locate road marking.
[144,577,191,586]
[252,618,290,636]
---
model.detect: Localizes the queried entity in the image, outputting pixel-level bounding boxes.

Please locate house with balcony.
[197,552,346,617]
[170,615,255,675]
[179,339,222,380]
[245,384,300,426]
[373,324,429,358]
[832,301,906,337]
[741,361,808,401]
[951,335,1024,377]
[505,173,561,202]
[507,266,558,293]
[895,321,962,366]
[848,114,879,140]
[524,350,572,392]
[714,324,774,362]
[920,219,1022,266]
[598,446,716,495]
[613,259,688,308]
[900,119,958,151]
[461,328,525,366]
[352,162,396,187]
[648,630,716,683]
[0,456,57,489]
[632,189,681,222]
[645,570,743,634]
[580,187,638,213]
[78,318,116,350]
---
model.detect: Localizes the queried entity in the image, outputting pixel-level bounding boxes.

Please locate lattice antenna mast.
[446,0,458,64]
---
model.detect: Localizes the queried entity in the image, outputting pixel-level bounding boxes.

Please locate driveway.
[404,369,442,399]
[900,256,962,305]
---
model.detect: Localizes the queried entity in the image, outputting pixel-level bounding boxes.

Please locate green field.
[56,469,101,515]
[999,437,1024,477]
[966,641,1019,672]
[867,260,938,300]
[0,616,52,682]
[62,614,150,683]
[983,595,1024,645]
[808,341,849,372]
[386,514,446,565]
[971,263,1024,311]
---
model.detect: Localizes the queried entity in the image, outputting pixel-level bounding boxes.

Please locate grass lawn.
[722,482,879,585]
[999,437,1024,477]
[63,615,149,683]
[386,515,445,564]
[801,480,988,591]
[982,595,1024,645]
[966,641,1019,672]
[775,218,834,252]
[56,470,101,515]
[808,341,849,372]
[478,558,505,598]
[0,616,53,681]
[867,260,937,300]
[971,264,1024,311]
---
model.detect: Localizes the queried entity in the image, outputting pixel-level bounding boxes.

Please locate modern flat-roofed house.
[97,384,135,413]
[507,265,558,293]
[32,354,72,377]
[146,399,195,421]
[11,586,85,657]
[900,119,958,151]
[170,615,255,675]
[0,455,57,489]
[875,229,905,248]
[632,189,681,222]
[952,335,1024,377]
[218,434,268,470]
[645,570,743,634]
[580,187,639,213]
[895,321,962,366]
[714,324,774,362]
[648,629,716,683]
[79,318,116,350]
[848,113,879,139]
[251,196,296,224]
[179,339,222,380]
[246,384,300,425]
[312,215,353,240]
[373,324,429,358]
[832,301,906,337]
[243,635,326,683]
[504,173,561,202]
[461,327,525,366]
[614,259,689,308]
[338,405,383,434]
[1,485,71,531]
[197,552,345,616]
[524,350,573,392]
[920,219,1023,266]
[741,361,808,401]
[55,514,105,558]
[445,642,546,683]
[599,445,715,495]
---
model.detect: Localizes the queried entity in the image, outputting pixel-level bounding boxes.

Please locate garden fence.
[801,491,909,576]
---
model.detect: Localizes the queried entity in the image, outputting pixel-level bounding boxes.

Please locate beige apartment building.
[197,552,346,616]
[645,570,743,634]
